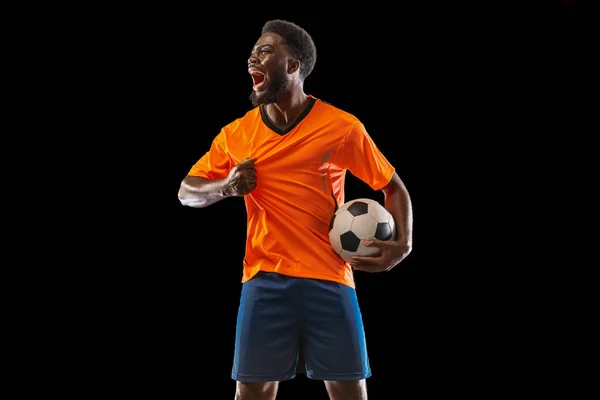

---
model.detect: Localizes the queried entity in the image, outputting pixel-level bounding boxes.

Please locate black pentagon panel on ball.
[347,201,369,216]
[340,231,361,252]
[375,222,393,241]
[329,214,336,232]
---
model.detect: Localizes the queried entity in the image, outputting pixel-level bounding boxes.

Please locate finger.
[238,159,258,170]
[362,239,383,248]
[351,256,381,265]
[241,157,258,165]
[238,171,256,180]
[351,264,383,273]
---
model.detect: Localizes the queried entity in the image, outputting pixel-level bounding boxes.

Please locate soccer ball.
[328,198,396,263]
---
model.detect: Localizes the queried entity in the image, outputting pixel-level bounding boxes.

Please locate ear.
[287,59,300,74]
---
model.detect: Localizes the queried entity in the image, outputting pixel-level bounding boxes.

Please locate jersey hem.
[242,268,356,289]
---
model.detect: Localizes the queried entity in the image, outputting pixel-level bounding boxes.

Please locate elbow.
[178,193,200,208]
[381,172,406,196]
[178,194,190,207]
[179,196,201,208]
[178,175,208,208]
[177,185,186,205]
[178,188,207,208]
[178,194,189,207]
[178,186,197,208]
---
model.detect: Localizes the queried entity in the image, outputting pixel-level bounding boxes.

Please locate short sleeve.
[342,122,395,190]
[188,130,231,180]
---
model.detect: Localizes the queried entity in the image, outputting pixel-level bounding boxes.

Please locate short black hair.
[261,19,317,81]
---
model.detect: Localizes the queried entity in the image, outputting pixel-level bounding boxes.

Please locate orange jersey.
[188,96,395,288]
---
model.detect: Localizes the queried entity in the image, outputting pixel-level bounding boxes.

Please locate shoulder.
[311,96,362,127]
[221,107,261,134]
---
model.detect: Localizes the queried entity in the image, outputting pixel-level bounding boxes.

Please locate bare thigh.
[324,379,368,400]
[235,381,279,400]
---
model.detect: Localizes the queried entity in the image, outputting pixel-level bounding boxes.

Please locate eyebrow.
[252,44,274,53]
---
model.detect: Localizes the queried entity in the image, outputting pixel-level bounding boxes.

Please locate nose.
[248,55,258,66]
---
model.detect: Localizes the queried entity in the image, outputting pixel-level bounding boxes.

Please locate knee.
[235,381,279,400]
[325,379,368,400]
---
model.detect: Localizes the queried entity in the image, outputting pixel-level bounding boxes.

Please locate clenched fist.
[225,157,258,197]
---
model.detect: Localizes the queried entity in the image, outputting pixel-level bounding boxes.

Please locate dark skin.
[178,157,257,208]
[248,33,311,130]
[351,172,413,272]
[178,31,413,400]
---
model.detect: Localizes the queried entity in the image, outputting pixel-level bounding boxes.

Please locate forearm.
[178,175,229,208]
[383,174,413,245]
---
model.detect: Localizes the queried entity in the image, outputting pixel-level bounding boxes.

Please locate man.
[178,19,413,400]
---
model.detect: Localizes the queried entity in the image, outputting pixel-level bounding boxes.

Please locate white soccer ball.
[329,198,396,263]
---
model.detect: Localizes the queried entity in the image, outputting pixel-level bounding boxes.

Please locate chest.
[227,126,341,178]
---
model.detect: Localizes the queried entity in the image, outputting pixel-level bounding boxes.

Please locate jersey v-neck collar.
[259,97,317,136]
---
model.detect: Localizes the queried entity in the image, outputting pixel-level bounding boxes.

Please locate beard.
[249,65,288,108]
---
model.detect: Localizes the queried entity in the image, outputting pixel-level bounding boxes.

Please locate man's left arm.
[350,172,413,272]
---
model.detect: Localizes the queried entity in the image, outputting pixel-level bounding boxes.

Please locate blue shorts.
[231,271,372,382]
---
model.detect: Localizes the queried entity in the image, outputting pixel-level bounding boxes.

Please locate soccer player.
[178,19,413,400]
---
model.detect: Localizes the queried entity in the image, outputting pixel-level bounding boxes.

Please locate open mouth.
[251,71,266,89]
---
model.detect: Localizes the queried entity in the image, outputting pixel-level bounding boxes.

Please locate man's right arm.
[178,157,258,208]
[178,175,229,208]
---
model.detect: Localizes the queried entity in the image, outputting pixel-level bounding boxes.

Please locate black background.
[72,1,595,398]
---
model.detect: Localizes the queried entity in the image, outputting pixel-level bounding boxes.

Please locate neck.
[265,90,309,126]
